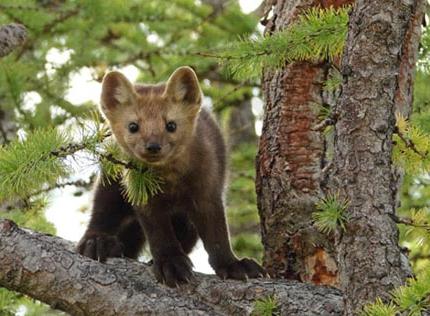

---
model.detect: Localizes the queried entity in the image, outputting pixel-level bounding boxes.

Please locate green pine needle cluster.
[401,208,430,242]
[212,6,349,79]
[97,140,163,206]
[121,166,163,206]
[392,270,430,315]
[393,113,430,175]
[313,192,349,234]
[361,298,398,316]
[0,128,71,201]
[252,295,279,316]
[362,270,430,316]
[397,207,430,275]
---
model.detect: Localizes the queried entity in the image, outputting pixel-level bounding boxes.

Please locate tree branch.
[395,127,428,159]
[0,24,27,58]
[389,213,430,230]
[0,219,344,315]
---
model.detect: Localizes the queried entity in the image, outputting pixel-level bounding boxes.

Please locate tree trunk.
[256,0,352,285]
[329,0,424,314]
[0,219,344,316]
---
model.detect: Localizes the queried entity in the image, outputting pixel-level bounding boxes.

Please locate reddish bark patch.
[279,62,323,193]
[304,248,338,286]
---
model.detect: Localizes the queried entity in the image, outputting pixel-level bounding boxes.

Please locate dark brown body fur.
[77,67,265,287]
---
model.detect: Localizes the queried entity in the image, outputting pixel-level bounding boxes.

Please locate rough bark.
[0,23,27,58]
[0,219,343,316]
[256,0,352,285]
[329,0,424,314]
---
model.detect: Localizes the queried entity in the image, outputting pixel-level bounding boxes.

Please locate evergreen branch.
[50,141,94,158]
[0,127,161,206]
[42,8,80,32]
[99,152,138,171]
[0,129,72,201]
[0,4,44,11]
[395,127,427,159]
[390,213,430,231]
[313,116,336,131]
[393,114,430,174]
[194,6,350,79]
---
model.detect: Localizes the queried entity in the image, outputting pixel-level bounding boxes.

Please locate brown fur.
[77,67,265,287]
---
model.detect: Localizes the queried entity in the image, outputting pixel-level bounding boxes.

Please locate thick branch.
[0,219,343,315]
[0,24,27,57]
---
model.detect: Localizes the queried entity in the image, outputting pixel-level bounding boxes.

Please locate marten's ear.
[164,66,202,107]
[100,71,137,114]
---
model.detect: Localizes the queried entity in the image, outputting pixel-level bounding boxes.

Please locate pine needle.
[313,192,349,234]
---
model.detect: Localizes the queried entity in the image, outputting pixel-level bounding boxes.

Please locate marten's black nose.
[146,143,161,154]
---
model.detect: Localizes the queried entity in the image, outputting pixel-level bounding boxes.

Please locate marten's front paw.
[77,232,124,262]
[215,258,266,280]
[152,255,194,287]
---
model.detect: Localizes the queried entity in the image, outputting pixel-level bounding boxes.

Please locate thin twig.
[212,83,248,113]
[29,178,95,198]
[49,133,147,173]
[313,117,336,131]
[99,153,141,171]
[395,127,428,159]
[389,213,430,230]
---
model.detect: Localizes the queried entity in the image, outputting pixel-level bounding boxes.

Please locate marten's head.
[100,66,202,167]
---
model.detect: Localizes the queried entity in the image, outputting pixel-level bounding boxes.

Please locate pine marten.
[77,66,265,287]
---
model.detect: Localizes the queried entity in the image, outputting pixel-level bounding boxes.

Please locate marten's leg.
[77,176,143,261]
[171,213,198,254]
[136,196,193,287]
[117,217,146,259]
[190,197,266,280]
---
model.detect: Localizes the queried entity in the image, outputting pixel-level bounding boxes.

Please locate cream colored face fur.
[100,67,202,167]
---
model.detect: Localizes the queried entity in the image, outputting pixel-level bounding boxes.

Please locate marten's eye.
[166,121,177,133]
[128,122,139,133]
